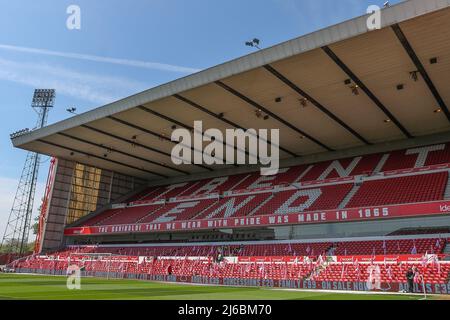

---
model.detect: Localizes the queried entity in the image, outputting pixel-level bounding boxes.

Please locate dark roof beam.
[391,23,450,122]
[137,105,258,162]
[81,124,212,172]
[263,64,371,145]
[37,139,167,178]
[108,116,237,168]
[321,45,413,139]
[215,80,333,151]
[57,132,189,175]
[173,94,299,157]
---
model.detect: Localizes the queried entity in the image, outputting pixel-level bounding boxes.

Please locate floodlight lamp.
[32,89,55,107]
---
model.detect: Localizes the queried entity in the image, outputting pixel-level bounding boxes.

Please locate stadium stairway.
[190,199,223,220]
[338,184,361,209]
[247,193,276,216]
[134,205,166,224]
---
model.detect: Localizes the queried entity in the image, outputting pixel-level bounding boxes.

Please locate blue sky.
[0,0,403,238]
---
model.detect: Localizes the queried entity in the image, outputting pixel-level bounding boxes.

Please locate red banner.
[300,176,354,187]
[335,254,445,263]
[383,164,450,176]
[235,255,444,263]
[228,186,276,196]
[64,200,450,236]
[129,199,164,206]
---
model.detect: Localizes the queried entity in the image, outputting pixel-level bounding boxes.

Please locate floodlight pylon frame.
[0,89,55,255]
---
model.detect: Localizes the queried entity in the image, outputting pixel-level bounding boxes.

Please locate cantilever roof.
[11,0,450,181]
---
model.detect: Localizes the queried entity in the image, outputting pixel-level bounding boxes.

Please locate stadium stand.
[118,143,450,202]
[8,144,450,293]
[345,172,448,208]
[12,237,450,287]
[73,143,450,228]
[8,2,450,296]
[32,143,444,290]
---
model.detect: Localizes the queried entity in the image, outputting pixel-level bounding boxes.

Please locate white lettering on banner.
[111,224,142,233]
[207,219,228,228]
[297,212,326,222]
[205,196,256,219]
[144,224,161,231]
[181,221,201,229]
[358,208,389,218]
[66,201,450,236]
[234,217,261,226]
[275,189,322,214]
[318,157,362,180]
[165,223,176,230]
[153,201,200,223]
[406,144,445,168]
[98,226,108,233]
[336,211,348,220]
[268,215,289,224]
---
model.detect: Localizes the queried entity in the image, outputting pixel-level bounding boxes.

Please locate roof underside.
[11,0,450,181]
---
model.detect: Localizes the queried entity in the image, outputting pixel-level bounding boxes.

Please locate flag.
[437,258,441,276]
[387,266,393,280]
[340,264,346,279]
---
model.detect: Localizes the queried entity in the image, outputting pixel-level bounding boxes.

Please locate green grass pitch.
[0,273,437,300]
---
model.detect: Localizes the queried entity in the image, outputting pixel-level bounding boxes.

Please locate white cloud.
[0,57,151,104]
[0,177,45,245]
[0,44,201,74]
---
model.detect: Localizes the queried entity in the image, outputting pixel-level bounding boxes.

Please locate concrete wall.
[40,159,147,252]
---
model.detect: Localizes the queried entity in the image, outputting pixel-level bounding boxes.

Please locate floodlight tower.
[1,89,55,255]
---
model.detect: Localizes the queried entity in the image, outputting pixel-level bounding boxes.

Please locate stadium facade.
[8,0,450,294]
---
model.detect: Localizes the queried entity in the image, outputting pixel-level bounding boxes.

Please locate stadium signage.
[234,255,442,263]
[64,200,450,236]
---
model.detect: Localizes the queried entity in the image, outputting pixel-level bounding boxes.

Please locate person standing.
[406,268,414,293]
